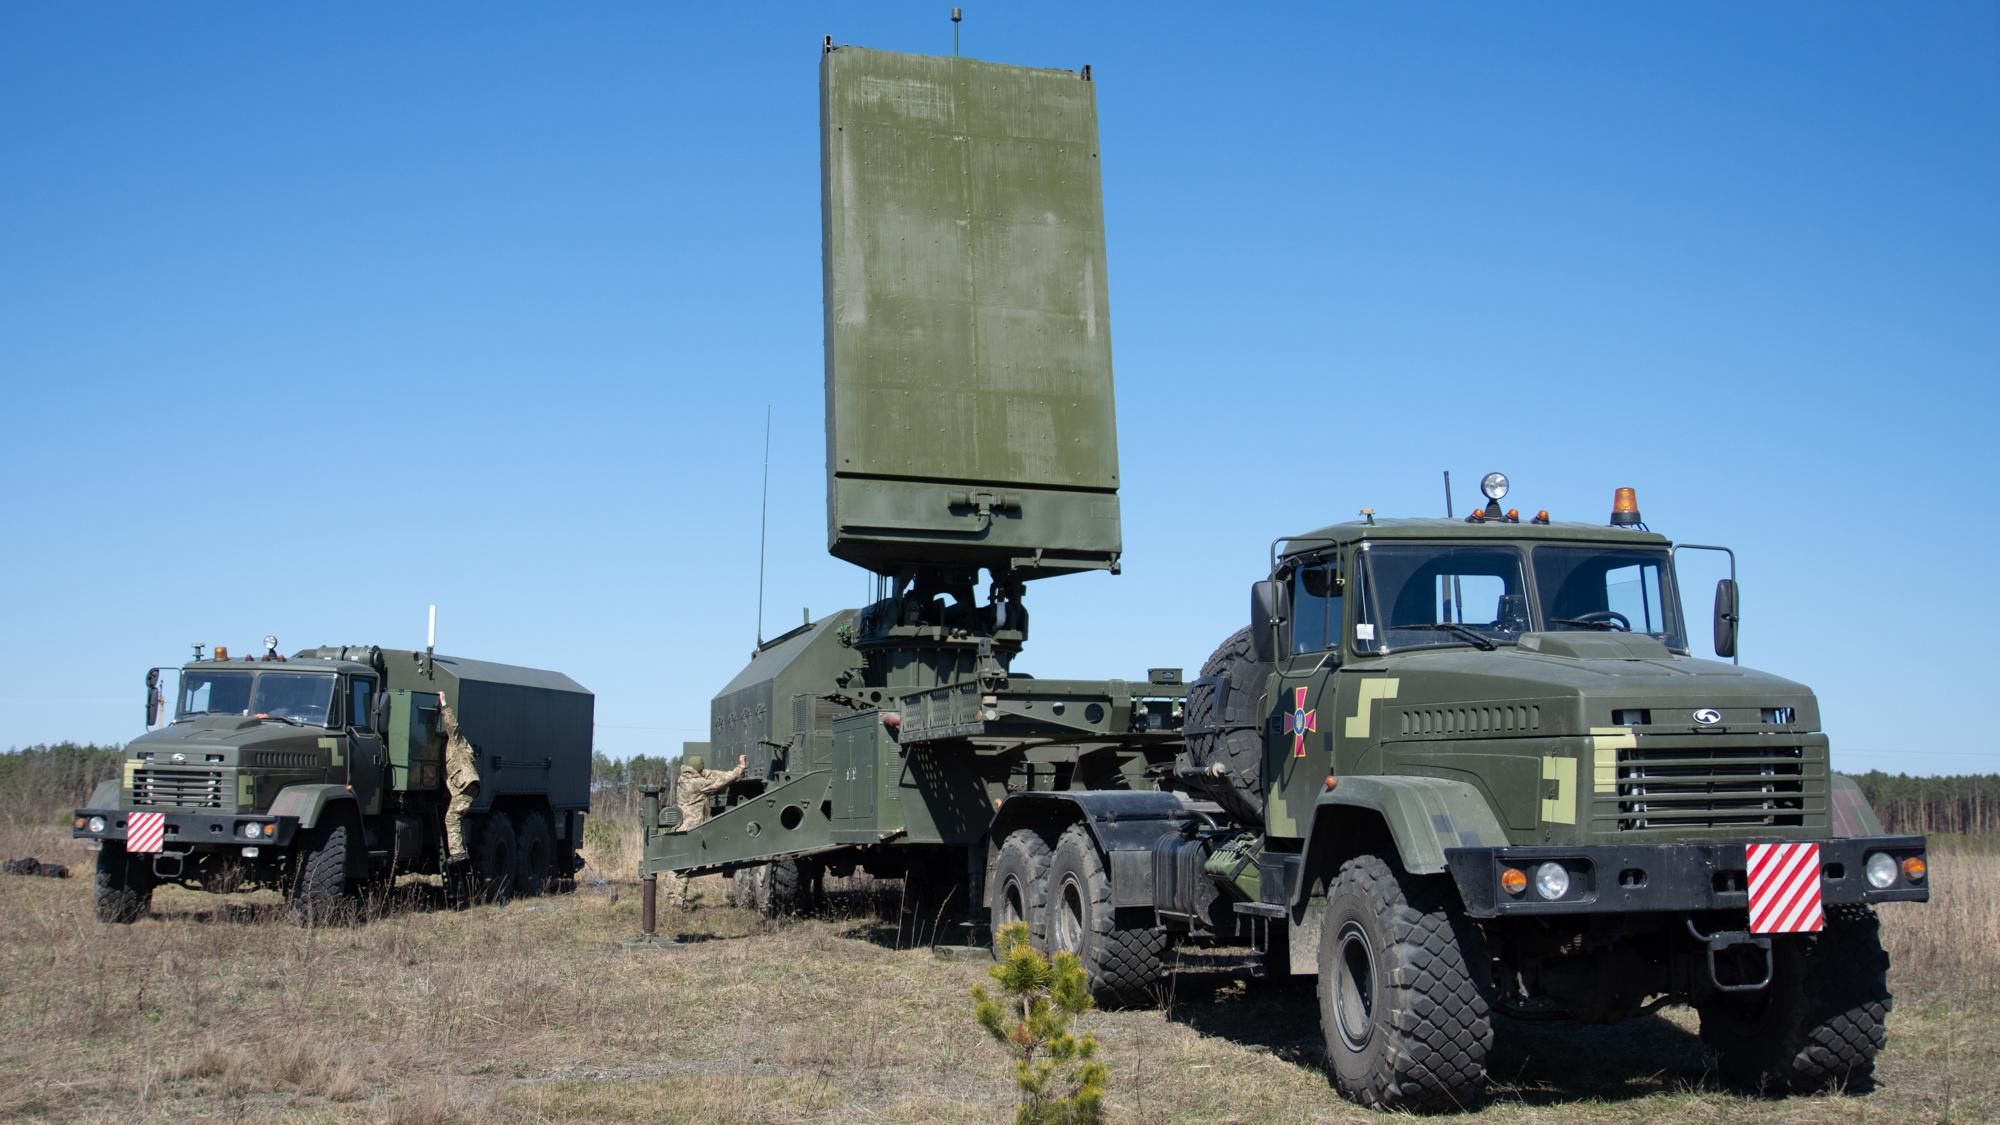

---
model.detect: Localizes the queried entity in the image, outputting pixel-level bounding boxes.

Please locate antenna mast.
[756,406,772,645]
[952,8,962,56]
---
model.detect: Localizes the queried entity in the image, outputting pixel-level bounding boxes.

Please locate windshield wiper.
[1549,617,1618,631]
[256,714,305,726]
[1395,623,1497,651]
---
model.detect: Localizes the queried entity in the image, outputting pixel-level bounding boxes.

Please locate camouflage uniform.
[662,755,745,907]
[439,702,480,862]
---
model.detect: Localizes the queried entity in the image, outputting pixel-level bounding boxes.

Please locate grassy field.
[0,819,1993,1123]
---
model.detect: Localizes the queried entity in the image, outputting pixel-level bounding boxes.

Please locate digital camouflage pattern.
[439,701,480,860]
[663,757,746,907]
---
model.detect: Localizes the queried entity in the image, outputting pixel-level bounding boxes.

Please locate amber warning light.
[1610,487,1643,528]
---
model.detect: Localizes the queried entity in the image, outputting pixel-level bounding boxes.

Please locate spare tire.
[1182,626,1269,824]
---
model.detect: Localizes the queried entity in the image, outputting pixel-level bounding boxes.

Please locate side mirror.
[145,668,164,728]
[372,692,392,736]
[1713,578,1739,659]
[1250,580,1287,664]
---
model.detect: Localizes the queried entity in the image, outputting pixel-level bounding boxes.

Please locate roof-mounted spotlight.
[1469,471,1508,521]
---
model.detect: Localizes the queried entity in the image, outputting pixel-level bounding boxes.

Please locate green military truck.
[75,643,593,922]
[1025,476,1932,1108]
[642,40,1929,1111]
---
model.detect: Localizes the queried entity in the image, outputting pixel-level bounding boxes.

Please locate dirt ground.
[0,824,1992,1123]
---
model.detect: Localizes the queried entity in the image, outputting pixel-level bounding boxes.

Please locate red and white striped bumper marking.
[126,812,166,854]
[1747,841,1824,934]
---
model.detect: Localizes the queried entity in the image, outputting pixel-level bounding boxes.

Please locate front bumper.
[1445,835,1929,919]
[73,807,301,850]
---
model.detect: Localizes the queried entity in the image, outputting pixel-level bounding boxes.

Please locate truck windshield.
[1356,545,1531,653]
[1352,542,1688,653]
[1531,545,1685,650]
[178,670,253,718]
[177,669,337,726]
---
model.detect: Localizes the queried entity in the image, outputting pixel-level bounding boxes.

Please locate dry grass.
[0,819,1994,1123]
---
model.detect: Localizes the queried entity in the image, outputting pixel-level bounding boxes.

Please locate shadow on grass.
[144,877,554,926]
[1159,950,1724,1107]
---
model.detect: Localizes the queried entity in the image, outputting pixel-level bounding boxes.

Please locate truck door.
[1267,559,1343,840]
[344,676,385,817]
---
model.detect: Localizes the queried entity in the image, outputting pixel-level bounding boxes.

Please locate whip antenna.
[756,406,772,645]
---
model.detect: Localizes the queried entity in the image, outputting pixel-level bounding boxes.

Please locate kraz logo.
[1692,708,1723,726]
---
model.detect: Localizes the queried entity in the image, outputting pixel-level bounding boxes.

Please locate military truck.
[1128,478,1930,1107]
[75,643,593,923]
[642,40,1930,1110]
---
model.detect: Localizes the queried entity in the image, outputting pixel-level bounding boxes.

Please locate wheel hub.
[1053,875,1084,953]
[1333,920,1376,1051]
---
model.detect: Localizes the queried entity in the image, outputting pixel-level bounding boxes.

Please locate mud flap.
[1289,898,1323,976]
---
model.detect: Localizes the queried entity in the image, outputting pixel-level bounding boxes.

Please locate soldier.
[437,692,480,867]
[662,751,746,908]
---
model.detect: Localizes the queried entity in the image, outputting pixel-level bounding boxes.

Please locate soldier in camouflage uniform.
[662,752,746,908]
[437,692,480,865]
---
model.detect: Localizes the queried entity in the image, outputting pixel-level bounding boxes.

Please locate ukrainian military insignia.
[1284,686,1316,758]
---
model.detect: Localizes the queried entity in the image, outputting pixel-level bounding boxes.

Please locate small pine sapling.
[972,921,1109,1124]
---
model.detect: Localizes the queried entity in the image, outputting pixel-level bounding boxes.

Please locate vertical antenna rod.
[756,406,772,645]
[424,603,437,679]
[952,8,962,56]
[1442,470,1454,518]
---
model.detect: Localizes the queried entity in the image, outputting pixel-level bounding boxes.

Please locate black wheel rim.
[1001,877,1026,928]
[1333,920,1377,1051]
[1053,874,1084,953]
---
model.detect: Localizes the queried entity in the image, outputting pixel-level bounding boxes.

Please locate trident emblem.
[1283,686,1317,758]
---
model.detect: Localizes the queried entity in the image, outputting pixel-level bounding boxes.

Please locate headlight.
[1481,472,1510,501]
[1864,852,1897,889]
[88,816,107,833]
[242,822,263,840]
[1534,861,1570,900]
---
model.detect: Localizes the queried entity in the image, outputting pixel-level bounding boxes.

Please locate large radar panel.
[821,46,1120,581]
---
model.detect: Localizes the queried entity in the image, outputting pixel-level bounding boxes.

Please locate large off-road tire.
[290,824,357,926]
[1046,824,1167,1008]
[1183,626,1269,824]
[94,843,153,924]
[474,811,518,904]
[512,809,555,898]
[1698,905,1891,1093]
[1318,852,1491,1111]
[991,827,1056,952]
[753,855,821,917]
[728,864,764,909]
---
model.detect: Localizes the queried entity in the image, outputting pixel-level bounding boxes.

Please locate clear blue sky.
[3,3,1994,776]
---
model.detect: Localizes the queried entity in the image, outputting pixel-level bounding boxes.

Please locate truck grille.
[1602,742,1815,832]
[132,768,225,809]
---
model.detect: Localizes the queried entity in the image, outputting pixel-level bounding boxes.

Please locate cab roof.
[182,657,368,675]
[1278,517,1672,561]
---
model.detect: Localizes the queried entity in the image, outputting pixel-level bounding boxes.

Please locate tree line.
[0,742,124,821]
[1,744,1992,838]
[1850,771,2000,837]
